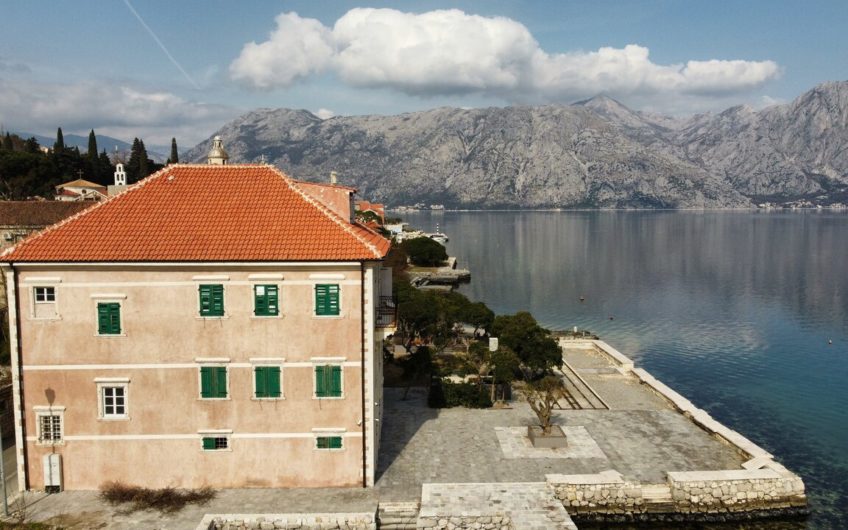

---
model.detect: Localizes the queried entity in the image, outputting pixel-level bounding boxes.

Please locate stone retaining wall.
[416,515,512,529]
[548,471,647,515]
[196,513,376,530]
[667,469,806,513]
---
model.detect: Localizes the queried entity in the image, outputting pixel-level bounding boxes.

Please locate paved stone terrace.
[375,346,745,501]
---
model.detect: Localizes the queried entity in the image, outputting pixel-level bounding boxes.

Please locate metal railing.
[376,296,397,328]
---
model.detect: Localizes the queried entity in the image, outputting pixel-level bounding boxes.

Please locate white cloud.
[230,8,779,104]
[0,78,239,145]
[230,12,334,89]
[315,108,335,119]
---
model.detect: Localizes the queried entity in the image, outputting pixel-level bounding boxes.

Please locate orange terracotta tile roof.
[2,165,390,262]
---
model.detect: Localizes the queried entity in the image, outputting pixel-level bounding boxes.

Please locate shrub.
[428,379,492,409]
[401,237,448,267]
[99,481,215,513]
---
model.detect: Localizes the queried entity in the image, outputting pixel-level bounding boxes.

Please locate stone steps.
[378,501,420,529]
[641,484,672,503]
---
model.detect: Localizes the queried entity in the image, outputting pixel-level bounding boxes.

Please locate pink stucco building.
[1,161,394,491]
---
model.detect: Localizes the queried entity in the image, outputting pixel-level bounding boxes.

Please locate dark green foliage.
[525,375,566,433]
[87,130,100,182]
[53,127,64,153]
[0,132,116,198]
[2,133,12,151]
[401,236,447,266]
[491,348,520,386]
[491,311,562,372]
[459,301,494,335]
[169,137,179,164]
[429,379,492,408]
[126,137,155,183]
[138,140,149,179]
[87,129,97,156]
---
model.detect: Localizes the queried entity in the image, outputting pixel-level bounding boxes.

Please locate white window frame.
[193,277,230,320]
[34,406,65,446]
[198,429,233,452]
[311,357,346,400]
[250,358,285,400]
[31,285,59,320]
[95,378,130,420]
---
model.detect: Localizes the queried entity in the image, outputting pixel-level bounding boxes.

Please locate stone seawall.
[553,339,808,520]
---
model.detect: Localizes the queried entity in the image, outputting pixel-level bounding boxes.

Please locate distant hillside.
[15,132,167,163]
[185,81,848,209]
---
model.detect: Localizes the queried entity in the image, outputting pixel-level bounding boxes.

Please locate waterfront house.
[1,151,395,491]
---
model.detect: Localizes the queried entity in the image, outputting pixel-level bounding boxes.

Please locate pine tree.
[169,137,179,164]
[54,127,65,153]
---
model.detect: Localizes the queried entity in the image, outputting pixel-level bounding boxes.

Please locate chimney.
[330,171,338,185]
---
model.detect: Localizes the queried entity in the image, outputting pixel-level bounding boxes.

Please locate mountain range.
[184,81,848,209]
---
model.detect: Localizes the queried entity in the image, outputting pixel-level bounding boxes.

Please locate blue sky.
[1,0,846,148]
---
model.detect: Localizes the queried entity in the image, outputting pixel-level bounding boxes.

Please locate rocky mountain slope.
[185,81,848,208]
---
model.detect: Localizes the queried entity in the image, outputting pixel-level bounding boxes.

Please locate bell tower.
[207,136,229,165]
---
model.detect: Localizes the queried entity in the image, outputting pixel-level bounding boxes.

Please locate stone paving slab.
[419,482,576,530]
[494,426,607,460]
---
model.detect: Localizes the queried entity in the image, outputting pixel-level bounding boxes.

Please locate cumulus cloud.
[0,78,239,145]
[230,12,334,89]
[230,8,779,103]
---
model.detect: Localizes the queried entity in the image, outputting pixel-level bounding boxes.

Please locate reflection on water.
[402,210,848,529]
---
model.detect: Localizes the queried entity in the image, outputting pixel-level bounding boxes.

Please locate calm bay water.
[401,210,848,529]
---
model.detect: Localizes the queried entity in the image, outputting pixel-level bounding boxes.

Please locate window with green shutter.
[200,366,228,398]
[316,436,343,449]
[97,302,121,335]
[202,436,229,450]
[199,284,224,317]
[253,284,279,316]
[315,365,342,398]
[254,366,281,398]
[314,284,340,316]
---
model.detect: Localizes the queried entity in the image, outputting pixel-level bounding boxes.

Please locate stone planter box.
[527,425,567,448]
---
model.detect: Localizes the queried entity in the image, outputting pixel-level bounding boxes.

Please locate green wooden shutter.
[215,366,227,398]
[316,437,328,449]
[254,366,267,397]
[330,366,342,397]
[327,285,340,315]
[329,436,342,449]
[315,365,326,397]
[267,285,279,315]
[200,367,213,398]
[315,285,328,315]
[108,304,121,334]
[267,366,281,397]
[97,303,110,334]
[199,285,224,316]
[97,303,120,334]
[202,437,215,450]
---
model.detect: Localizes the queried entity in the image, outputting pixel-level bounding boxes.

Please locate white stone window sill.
[312,315,344,320]
[196,316,229,320]
[197,397,232,401]
[201,447,233,453]
[313,396,345,400]
[251,396,285,401]
[36,441,64,447]
[97,416,130,422]
[314,447,346,452]
[250,314,283,320]
[95,333,127,338]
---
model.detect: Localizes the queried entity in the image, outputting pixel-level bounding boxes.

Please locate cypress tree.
[138,140,149,179]
[87,130,98,156]
[127,138,141,183]
[87,130,100,182]
[170,137,179,164]
[54,127,65,153]
[1,132,11,151]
